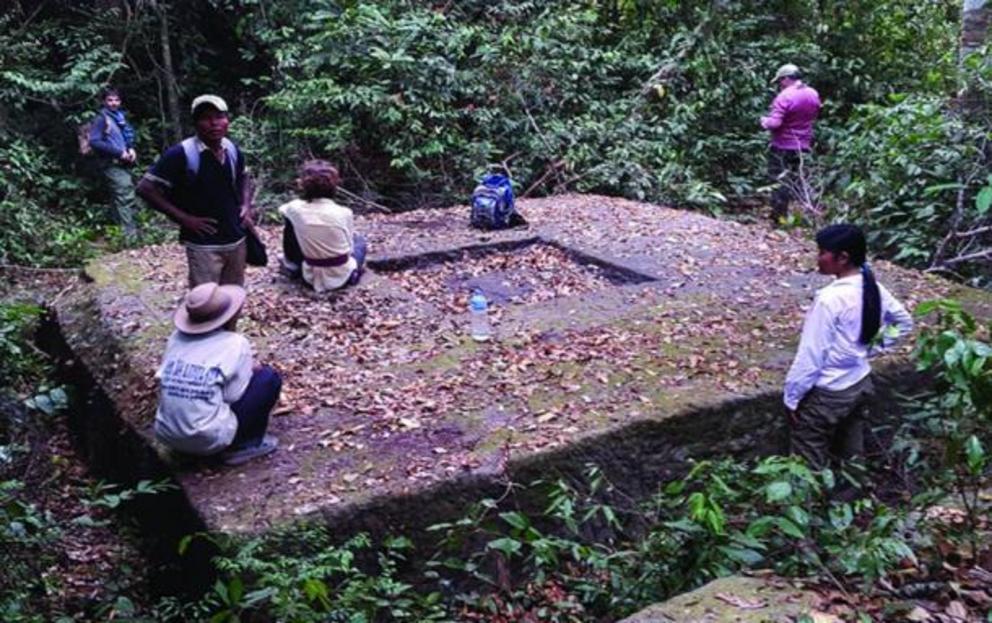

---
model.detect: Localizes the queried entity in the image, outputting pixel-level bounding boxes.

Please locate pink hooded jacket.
[761,82,821,151]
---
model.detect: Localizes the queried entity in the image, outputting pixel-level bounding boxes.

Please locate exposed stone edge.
[296,364,919,549]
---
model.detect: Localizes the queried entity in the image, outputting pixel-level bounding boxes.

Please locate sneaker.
[221,435,279,466]
[279,257,302,279]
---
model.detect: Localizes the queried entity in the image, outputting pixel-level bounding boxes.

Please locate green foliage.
[914,299,992,412]
[822,96,974,264]
[0,471,179,620]
[0,10,122,110]
[0,138,99,267]
[906,299,991,557]
[187,526,447,622]
[822,45,992,280]
[0,303,47,391]
[652,457,913,591]
[22,385,68,422]
[252,0,960,214]
[0,479,62,623]
[425,459,912,620]
[82,479,176,512]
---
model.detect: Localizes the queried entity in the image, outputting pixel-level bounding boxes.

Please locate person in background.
[155,282,280,466]
[88,86,139,243]
[279,160,367,293]
[760,63,821,225]
[137,95,253,287]
[784,224,913,477]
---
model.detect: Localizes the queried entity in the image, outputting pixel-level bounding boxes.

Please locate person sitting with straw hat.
[155,282,280,466]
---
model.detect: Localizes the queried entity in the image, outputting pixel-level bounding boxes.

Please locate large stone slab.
[55,194,985,537]
[619,575,818,623]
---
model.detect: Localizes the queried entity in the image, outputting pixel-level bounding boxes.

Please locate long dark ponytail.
[815,224,881,344]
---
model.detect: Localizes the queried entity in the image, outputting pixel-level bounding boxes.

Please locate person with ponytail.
[784,224,913,470]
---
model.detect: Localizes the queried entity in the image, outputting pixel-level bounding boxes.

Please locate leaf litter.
[62,194,967,531]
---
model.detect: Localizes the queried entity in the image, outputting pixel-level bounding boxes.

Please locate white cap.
[190,94,228,116]
[772,63,801,83]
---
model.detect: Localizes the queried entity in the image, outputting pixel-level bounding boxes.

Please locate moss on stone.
[620,575,818,623]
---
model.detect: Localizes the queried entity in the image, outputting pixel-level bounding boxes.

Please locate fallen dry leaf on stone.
[714,592,767,609]
[806,610,844,623]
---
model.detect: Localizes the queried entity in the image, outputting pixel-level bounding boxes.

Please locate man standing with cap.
[155,282,280,465]
[760,63,821,224]
[138,95,253,287]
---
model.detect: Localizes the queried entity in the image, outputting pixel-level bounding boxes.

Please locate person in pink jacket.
[761,63,821,224]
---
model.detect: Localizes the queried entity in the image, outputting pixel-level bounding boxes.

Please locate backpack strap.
[181,136,240,193]
[181,137,200,180]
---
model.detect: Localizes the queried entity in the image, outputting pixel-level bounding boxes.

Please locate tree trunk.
[932,1,991,272]
[961,0,990,60]
[958,0,990,116]
[155,0,182,142]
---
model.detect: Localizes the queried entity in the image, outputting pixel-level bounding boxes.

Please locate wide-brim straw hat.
[174,282,246,335]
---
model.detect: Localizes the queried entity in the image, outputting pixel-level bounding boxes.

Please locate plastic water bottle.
[469,291,492,342]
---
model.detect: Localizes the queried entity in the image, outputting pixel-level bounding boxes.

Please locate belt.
[304,253,350,268]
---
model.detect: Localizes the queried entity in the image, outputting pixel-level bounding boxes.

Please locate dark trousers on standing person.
[101,162,139,242]
[790,374,875,473]
[229,364,282,450]
[767,147,809,223]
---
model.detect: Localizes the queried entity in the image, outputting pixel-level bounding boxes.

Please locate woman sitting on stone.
[155,282,280,466]
[279,160,367,293]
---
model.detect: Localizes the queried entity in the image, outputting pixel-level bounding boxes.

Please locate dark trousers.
[790,375,875,470]
[283,220,304,267]
[767,147,808,221]
[230,365,281,449]
[349,234,367,285]
[101,162,138,241]
[282,220,367,286]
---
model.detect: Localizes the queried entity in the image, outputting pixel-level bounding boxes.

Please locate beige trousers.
[186,241,246,288]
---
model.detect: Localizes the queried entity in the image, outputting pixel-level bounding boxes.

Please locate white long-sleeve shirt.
[279,198,358,292]
[783,273,913,410]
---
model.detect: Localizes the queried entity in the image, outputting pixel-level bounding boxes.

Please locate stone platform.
[55,194,981,537]
[619,576,818,623]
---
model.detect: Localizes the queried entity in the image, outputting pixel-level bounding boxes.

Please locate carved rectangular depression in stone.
[369,238,656,311]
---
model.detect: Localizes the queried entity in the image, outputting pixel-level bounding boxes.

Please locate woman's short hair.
[299,160,340,200]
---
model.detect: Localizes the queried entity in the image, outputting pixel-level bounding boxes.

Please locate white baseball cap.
[772,63,801,83]
[190,94,229,117]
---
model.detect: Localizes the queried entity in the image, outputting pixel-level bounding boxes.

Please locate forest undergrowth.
[1,0,990,282]
[2,1,992,621]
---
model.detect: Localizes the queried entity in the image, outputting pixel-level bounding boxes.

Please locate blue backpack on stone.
[470,174,515,230]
